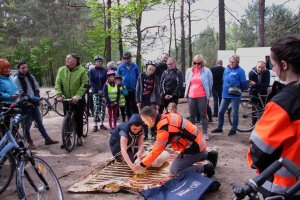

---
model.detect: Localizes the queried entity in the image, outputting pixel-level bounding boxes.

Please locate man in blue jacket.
[117,52,140,119]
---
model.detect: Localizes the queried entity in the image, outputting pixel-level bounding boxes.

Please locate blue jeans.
[212,88,222,115]
[23,105,49,142]
[217,98,241,131]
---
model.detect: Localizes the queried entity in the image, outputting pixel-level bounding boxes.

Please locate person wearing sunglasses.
[184,55,213,140]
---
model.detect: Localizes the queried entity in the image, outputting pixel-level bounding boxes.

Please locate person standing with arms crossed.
[55,53,88,146]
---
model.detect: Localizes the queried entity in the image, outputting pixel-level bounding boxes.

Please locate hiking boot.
[100,124,108,130]
[208,150,218,168]
[93,126,98,132]
[203,134,209,141]
[211,128,223,133]
[203,162,215,178]
[228,130,237,136]
[77,137,83,146]
[45,138,59,145]
[28,142,36,150]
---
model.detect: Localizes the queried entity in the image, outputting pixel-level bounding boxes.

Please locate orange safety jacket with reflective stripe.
[141,113,206,167]
[247,83,300,197]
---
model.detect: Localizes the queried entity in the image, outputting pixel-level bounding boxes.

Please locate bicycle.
[232,157,300,200]
[0,97,64,199]
[227,90,268,132]
[39,90,64,117]
[61,98,88,152]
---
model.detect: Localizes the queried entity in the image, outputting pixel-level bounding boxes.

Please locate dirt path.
[2,91,257,200]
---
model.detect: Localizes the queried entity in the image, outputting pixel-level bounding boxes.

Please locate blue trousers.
[217,98,241,131]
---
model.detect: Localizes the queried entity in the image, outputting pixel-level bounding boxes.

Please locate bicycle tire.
[39,98,49,117]
[228,99,260,132]
[0,153,15,194]
[82,109,89,138]
[54,99,65,117]
[17,156,63,200]
[62,113,76,152]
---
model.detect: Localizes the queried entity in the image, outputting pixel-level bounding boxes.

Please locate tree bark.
[219,0,226,50]
[168,2,173,55]
[136,11,142,68]
[173,1,178,60]
[187,1,192,67]
[180,0,185,76]
[117,0,123,60]
[105,0,112,62]
[258,0,265,47]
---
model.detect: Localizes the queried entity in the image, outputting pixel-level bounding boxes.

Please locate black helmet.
[115,74,122,80]
[94,55,103,62]
[145,60,157,68]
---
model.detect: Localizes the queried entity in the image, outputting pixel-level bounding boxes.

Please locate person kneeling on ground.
[132,106,218,177]
[109,114,145,171]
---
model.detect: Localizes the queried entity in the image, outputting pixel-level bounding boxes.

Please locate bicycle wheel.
[62,113,76,152]
[82,109,89,138]
[228,99,260,132]
[54,99,65,117]
[0,153,15,194]
[39,98,49,117]
[17,156,63,200]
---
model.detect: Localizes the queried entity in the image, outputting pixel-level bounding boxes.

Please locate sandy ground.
[1,89,257,200]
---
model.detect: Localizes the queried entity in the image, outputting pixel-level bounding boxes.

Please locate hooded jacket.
[109,114,143,156]
[116,62,140,91]
[55,65,88,99]
[248,67,270,96]
[0,75,20,103]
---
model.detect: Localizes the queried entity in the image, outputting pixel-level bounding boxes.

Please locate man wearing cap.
[116,52,140,119]
[89,55,108,132]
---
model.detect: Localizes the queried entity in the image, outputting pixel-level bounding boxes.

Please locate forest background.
[0,0,299,86]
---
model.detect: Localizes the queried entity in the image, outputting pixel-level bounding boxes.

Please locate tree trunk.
[187,1,192,67]
[168,2,173,55]
[102,0,107,60]
[219,0,226,50]
[173,1,178,60]
[117,0,123,60]
[136,12,142,68]
[258,0,265,47]
[180,0,185,76]
[105,0,112,62]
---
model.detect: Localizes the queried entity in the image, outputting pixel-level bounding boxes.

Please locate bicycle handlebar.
[232,158,300,200]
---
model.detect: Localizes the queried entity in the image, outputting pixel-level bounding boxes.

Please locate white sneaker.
[203,134,209,141]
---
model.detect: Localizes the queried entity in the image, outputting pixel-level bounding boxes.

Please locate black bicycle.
[61,98,88,152]
[39,90,64,117]
[232,158,300,200]
[0,97,64,199]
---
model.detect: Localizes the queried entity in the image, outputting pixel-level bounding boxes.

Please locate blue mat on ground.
[140,171,214,200]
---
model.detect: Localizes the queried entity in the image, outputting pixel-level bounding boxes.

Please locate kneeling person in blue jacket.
[109,114,144,171]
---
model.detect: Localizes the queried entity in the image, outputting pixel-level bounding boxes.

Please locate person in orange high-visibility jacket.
[132,106,218,177]
[247,35,300,199]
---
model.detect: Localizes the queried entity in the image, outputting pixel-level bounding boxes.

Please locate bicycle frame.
[0,130,19,163]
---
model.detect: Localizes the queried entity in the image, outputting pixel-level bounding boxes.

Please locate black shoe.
[228,130,236,136]
[208,119,213,122]
[213,114,218,118]
[207,150,218,168]
[77,137,83,146]
[211,128,223,133]
[60,144,65,149]
[203,162,215,178]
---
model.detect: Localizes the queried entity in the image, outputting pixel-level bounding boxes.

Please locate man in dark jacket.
[117,52,140,119]
[160,57,183,110]
[210,60,225,117]
[89,55,108,132]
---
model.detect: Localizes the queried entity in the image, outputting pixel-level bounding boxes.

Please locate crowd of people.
[1,35,300,199]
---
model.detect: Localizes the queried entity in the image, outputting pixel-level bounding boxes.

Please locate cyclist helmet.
[115,74,122,80]
[107,70,116,77]
[145,60,157,68]
[94,55,103,62]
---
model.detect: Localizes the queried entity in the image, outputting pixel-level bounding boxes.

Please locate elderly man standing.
[156,53,169,113]
[160,57,183,110]
[116,52,140,119]
[89,55,108,132]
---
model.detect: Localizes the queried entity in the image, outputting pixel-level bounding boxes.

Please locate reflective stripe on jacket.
[142,113,206,167]
[247,83,300,197]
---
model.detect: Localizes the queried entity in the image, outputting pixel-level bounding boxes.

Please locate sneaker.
[203,134,209,141]
[77,137,83,146]
[100,124,108,130]
[93,126,98,132]
[60,144,65,149]
[208,150,218,168]
[211,128,223,133]
[208,119,213,123]
[28,142,36,150]
[203,162,215,178]
[228,130,236,136]
[213,114,218,118]
[45,138,59,145]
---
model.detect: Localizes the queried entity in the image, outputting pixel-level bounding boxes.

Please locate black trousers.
[125,91,138,119]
